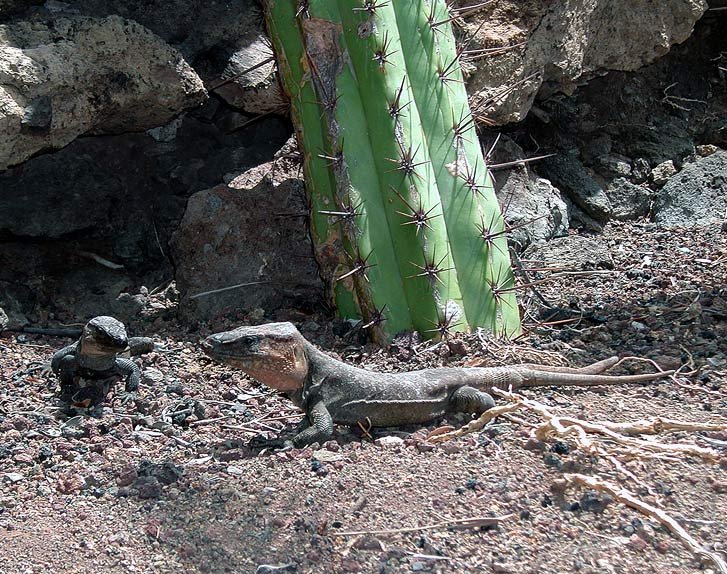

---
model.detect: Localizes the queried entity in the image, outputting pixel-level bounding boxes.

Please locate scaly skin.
[50,316,154,409]
[201,322,675,447]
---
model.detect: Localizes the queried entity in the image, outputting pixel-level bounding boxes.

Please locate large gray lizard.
[51,316,154,409]
[201,322,674,447]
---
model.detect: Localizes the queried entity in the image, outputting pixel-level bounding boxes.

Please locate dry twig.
[558,473,727,574]
[332,514,514,537]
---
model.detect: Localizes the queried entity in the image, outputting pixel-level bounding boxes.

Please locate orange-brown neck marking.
[228,341,308,392]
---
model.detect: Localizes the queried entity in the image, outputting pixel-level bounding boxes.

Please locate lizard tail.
[516,356,620,375]
[520,369,675,388]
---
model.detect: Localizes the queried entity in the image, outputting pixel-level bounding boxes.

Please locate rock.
[226,465,244,476]
[170,152,324,320]
[0,106,290,323]
[579,490,613,513]
[538,155,612,222]
[374,436,405,448]
[112,290,150,321]
[212,35,286,115]
[631,158,652,183]
[440,442,462,454]
[4,472,24,483]
[543,453,563,469]
[0,283,31,329]
[654,151,727,227]
[312,450,343,463]
[415,441,436,453]
[0,14,206,170]
[65,0,270,113]
[711,480,727,494]
[134,475,162,499]
[524,438,546,451]
[116,466,138,487]
[592,153,633,179]
[523,235,613,271]
[490,136,569,249]
[650,160,677,186]
[142,368,165,387]
[697,145,719,157]
[0,306,7,332]
[255,564,297,574]
[56,472,85,494]
[605,178,651,220]
[0,1,42,19]
[628,534,648,551]
[137,460,183,485]
[463,0,706,124]
[218,448,246,462]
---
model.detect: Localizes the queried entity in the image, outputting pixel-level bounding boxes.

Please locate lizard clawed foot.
[119,390,138,405]
[249,435,295,452]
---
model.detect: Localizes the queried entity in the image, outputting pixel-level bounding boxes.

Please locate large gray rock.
[60,0,277,114]
[0,104,290,246]
[524,235,614,271]
[538,154,613,222]
[170,154,323,319]
[490,136,569,249]
[464,0,706,124]
[212,36,286,116]
[0,0,41,19]
[0,279,32,328]
[654,151,727,227]
[605,178,651,220]
[0,14,206,170]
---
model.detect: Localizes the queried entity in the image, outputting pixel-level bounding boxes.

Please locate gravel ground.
[1,222,725,574]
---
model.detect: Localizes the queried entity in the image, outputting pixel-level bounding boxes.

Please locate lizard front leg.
[450,386,495,415]
[128,336,155,356]
[292,399,333,448]
[50,342,78,377]
[115,357,141,403]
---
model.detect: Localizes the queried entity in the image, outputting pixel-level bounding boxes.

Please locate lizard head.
[79,316,129,356]
[201,322,309,392]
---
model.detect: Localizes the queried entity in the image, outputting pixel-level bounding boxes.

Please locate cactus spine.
[266,0,521,341]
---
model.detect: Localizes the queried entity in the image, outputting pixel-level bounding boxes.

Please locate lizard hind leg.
[450,386,495,415]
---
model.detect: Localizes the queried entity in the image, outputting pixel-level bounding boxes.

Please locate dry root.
[558,473,727,574]
[429,387,727,572]
[431,388,726,464]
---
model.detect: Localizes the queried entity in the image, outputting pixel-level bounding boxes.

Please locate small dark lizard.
[50,316,154,410]
[201,322,675,447]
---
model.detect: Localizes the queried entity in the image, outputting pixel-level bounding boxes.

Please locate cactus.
[265,0,520,342]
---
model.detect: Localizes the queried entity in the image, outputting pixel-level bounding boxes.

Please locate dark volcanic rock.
[605,178,652,220]
[489,136,569,250]
[0,105,290,322]
[170,152,324,320]
[523,235,613,271]
[538,154,613,223]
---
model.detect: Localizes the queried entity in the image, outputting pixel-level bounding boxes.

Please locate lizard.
[50,315,154,410]
[201,322,675,447]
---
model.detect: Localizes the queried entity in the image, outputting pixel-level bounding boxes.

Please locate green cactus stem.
[265,0,521,341]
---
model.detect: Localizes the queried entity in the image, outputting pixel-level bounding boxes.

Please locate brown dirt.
[1,222,726,574]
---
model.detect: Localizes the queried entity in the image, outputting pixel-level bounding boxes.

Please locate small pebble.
[226,466,244,476]
[374,436,404,447]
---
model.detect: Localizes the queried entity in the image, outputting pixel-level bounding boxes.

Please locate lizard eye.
[240,336,257,347]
